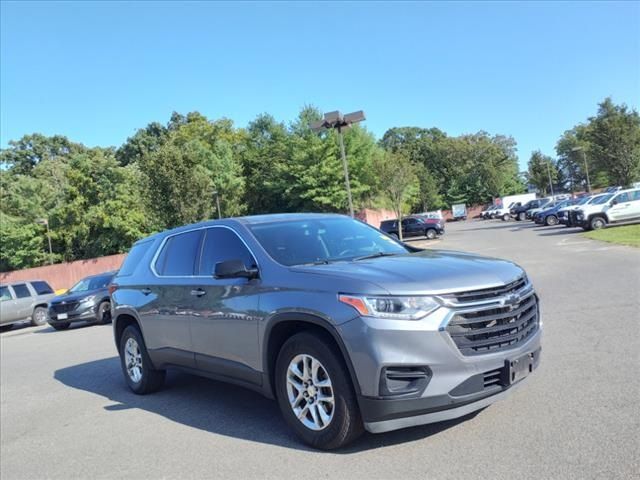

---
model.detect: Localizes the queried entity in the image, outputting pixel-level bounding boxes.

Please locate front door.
[190,226,262,385]
[607,191,635,222]
[10,283,34,320]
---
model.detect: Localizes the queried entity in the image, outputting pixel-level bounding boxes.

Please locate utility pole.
[213,191,222,219]
[546,160,555,198]
[311,110,366,218]
[572,147,591,193]
[36,218,53,264]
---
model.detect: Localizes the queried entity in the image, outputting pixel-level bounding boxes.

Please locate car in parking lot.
[0,280,56,330]
[533,199,577,226]
[110,213,541,450]
[380,216,444,240]
[575,188,640,230]
[48,272,116,330]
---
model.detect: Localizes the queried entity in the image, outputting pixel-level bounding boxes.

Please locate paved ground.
[1,220,639,479]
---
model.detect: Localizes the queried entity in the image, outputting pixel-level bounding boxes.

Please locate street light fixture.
[36,218,53,265]
[571,146,591,193]
[311,110,366,217]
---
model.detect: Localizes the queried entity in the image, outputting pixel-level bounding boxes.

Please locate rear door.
[401,218,421,237]
[11,283,34,319]
[607,192,633,222]
[189,226,262,384]
[145,229,204,368]
[626,190,640,220]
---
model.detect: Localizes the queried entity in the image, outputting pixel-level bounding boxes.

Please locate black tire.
[119,325,165,394]
[502,213,510,221]
[390,232,399,239]
[275,332,363,450]
[589,216,606,231]
[545,215,559,226]
[425,228,437,240]
[97,301,112,324]
[50,322,70,331]
[31,306,48,326]
[518,212,526,221]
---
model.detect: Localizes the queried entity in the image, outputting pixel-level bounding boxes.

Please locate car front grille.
[444,276,527,304]
[446,293,539,356]
[50,302,79,314]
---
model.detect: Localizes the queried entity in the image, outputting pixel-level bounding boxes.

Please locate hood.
[290,249,524,295]
[51,287,107,304]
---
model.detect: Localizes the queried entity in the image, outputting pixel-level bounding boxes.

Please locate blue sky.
[1,1,638,170]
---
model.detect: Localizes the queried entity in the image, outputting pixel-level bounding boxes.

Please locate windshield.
[250,217,409,266]
[591,194,613,205]
[576,196,592,205]
[68,274,113,293]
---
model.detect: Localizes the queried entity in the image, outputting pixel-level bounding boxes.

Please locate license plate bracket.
[504,352,534,385]
[57,313,68,320]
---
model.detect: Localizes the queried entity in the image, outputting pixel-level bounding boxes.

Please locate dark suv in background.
[380,216,444,240]
[111,214,541,449]
[48,272,116,330]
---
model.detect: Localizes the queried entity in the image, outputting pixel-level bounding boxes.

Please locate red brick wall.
[0,253,126,291]
[356,208,397,228]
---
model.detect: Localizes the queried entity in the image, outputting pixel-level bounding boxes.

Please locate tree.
[0,134,84,174]
[586,98,640,186]
[527,151,558,195]
[374,152,419,241]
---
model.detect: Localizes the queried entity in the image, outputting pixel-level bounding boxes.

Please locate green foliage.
[527,151,558,195]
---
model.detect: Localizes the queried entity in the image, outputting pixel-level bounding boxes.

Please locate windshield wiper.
[353,251,399,261]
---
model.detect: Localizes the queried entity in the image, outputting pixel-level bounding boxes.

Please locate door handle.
[141,288,152,296]
[190,289,206,297]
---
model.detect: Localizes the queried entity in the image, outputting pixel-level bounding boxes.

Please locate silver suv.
[111,214,541,449]
[0,280,56,331]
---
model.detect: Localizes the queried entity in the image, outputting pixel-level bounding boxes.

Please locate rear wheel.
[275,332,363,450]
[425,228,437,240]
[502,213,510,221]
[31,306,48,326]
[545,215,559,226]
[119,325,165,394]
[97,301,111,324]
[518,212,526,221]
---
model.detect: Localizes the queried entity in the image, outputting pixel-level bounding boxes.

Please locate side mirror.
[214,259,259,280]
[610,199,618,206]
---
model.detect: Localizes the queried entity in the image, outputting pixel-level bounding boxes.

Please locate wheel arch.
[113,309,143,353]
[262,313,362,400]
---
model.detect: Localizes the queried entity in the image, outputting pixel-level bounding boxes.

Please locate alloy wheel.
[286,354,335,431]
[124,337,143,383]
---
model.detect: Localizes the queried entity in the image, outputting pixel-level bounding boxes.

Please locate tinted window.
[613,192,630,203]
[119,241,152,276]
[198,228,256,275]
[30,281,54,295]
[12,284,31,298]
[155,230,203,276]
[250,217,408,266]
[0,286,11,301]
[630,190,640,201]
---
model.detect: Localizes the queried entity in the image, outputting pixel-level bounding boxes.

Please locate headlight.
[339,294,440,320]
[80,295,97,304]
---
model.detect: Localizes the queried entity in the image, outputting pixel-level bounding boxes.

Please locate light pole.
[311,110,366,217]
[546,160,555,199]
[213,190,221,219]
[571,146,591,193]
[36,218,53,264]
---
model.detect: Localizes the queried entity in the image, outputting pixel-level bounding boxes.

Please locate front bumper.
[48,303,99,324]
[337,300,542,433]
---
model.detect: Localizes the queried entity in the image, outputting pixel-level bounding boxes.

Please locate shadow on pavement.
[54,357,471,452]
[537,228,583,237]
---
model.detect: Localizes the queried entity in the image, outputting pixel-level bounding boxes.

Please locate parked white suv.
[575,188,640,230]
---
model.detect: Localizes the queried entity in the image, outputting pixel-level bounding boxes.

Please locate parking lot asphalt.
[1,220,639,480]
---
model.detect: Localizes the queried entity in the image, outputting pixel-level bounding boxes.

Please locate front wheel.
[97,301,111,324]
[119,325,165,394]
[589,216,606,230]
[31,306,48,326]
[275,332,363,450]
[425,228,437,240]
[502,213,510,221]
[545,215,559,226]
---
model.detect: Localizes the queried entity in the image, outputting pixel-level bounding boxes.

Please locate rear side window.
[0,286,12,301]
[30,281,54,295]
[119,241,152,277]
[155,230,203,276]
[198,228,256,275]
[12,284,32,298]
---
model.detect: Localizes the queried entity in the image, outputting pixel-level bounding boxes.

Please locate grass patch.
[583,224,640,248]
